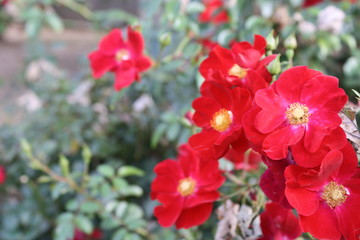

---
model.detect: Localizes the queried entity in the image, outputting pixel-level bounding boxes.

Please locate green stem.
[56,0,93,21]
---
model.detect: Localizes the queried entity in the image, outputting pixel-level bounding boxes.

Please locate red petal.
[135,56,152,72]
[88,51,117,78]
[186,191,219,208]
[301,75,347,112]
[284,165,320,215]
[253,34,267,55]
[304,111,342,152]
[114,67,137,91]
[299,203,341,239]
[127,26,145,56]
[199,46,234,78]
[200,81,233,109]
[274,66,322,104]
[175,203,213,229]
[154,196,183,227]
[336,193,360,240]
[192,96,222,128]
[99,29,125,55]
[263,126,304,160]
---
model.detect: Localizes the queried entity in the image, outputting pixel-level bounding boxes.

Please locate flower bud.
[159,32,172,48]
[266,31,279,51]
[284,34,297,49]
[267,55,281,75]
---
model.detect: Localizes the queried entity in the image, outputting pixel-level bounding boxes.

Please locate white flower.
[132,94,154,113]
[17,91,42,112]
[317,5,345,35]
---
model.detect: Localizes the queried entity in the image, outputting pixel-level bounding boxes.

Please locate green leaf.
[112,229,128,240]
[55,213,74,240]
[97,164,115,178]
[82,144,92,165]
[117,166,144,177]
[124,204,143,222]
[25,19,42,39]
[124,185,143,197]
[341,34,357,50]
[80,201,101,214]
[151,123,167,148]
[115,201,128,218]
[45,11,64,33]
[112,178,128,191]
[186,2,205,13]
[166,122,181,141]
[74,215,93,234]
[217,29,233,46]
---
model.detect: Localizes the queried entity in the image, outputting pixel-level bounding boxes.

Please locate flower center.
[228,64,247,78]
[177,177,196,197]
[321,181,348,208]
[115,49,130,61]
[286,103,310,125]
[211,108,233,132]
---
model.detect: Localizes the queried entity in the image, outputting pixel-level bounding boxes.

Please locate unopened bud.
[286,49,294,60]
[159,32,172,48]
[284,34,297,49]
[267,55,281,75]
[266,31,279,51]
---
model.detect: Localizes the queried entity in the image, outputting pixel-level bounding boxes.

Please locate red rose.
[259,202,302,240]
[199,35,276,95]
[285,143,360,239]
[151,144,225,229]
[189,81,252,159]
[198,0,229,24]
[88,27,152,91]
[243,66,347,165]
[0,166,5,184]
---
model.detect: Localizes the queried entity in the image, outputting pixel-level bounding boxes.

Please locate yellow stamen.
[178,178,196,197]
[115,49,130,61]
[286,103,310,125]
[211,108,233,132]
[321,181,348,208]
[228,64,247,78]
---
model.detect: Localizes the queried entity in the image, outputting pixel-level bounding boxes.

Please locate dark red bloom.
[0,166,5,184]
[260,155,294,209]
[243,66,347,165]
[198,0,229,24]
[189,81,252,159]
[259,202,302,240]
[285,143,360,240]
[151,144,225,229]
[199,35,276,95]
[88,27,152,91]
[71,228,102,240]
